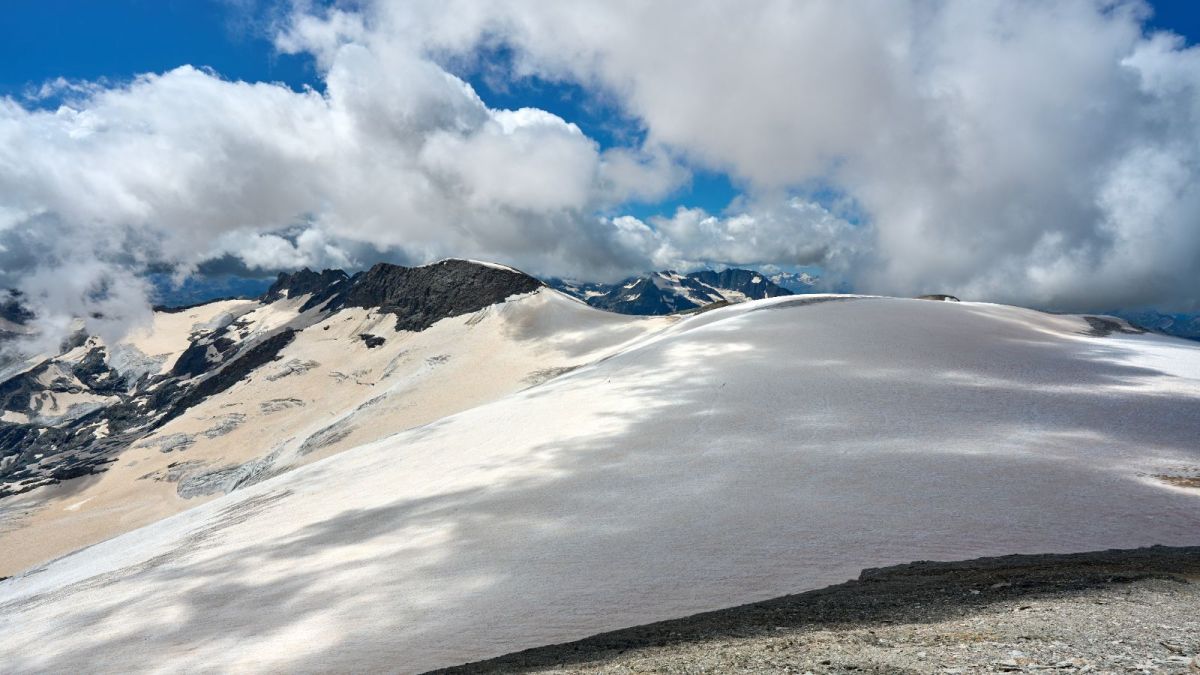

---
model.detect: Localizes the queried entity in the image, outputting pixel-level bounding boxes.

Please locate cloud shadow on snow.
[3,298,1200,672]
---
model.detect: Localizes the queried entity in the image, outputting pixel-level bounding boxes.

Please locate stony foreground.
[441,546,1200,674]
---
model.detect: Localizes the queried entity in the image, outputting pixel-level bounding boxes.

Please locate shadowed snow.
[1,296,1198,673]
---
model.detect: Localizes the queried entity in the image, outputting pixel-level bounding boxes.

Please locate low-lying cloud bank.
[2,0,1199,346]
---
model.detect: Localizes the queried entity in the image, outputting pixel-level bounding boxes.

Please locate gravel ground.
[435,546,1200,675]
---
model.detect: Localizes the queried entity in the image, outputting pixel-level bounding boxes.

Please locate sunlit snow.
[2,295,1198,672]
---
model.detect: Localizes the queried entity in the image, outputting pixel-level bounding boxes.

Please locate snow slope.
[0,289,671,576]
[2,295,1199,673]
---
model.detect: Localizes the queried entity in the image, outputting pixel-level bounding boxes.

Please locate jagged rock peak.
[262,268,350,303]
[689,269,792,299]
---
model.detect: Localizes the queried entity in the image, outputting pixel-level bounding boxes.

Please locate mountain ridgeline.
[0,260,804,503]
[265,260,543,330]
[0,260,543,498]
[8,256,1193,504]
[550,268,798,315]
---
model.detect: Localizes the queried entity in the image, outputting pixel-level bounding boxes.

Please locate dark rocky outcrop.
[170,328,238,378]
[689,269,792,301]
[1082,316,1147,337]
[72,347,126,395]
[262,268,350,310]
[437,546,1200,675]
[358,333,386,348]
[1108,309,1200,342]
[917,294,961,302]
[159,329,297,427]
[260,261,540,327]
[330,260,543,332]
[0,363,45,412]
[0,413,133,498]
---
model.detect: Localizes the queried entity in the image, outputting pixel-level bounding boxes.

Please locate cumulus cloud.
[357,0,1200,310]
[0,15,686,346]
[608,198,862,276]
[205,227,358,273]
[4,0,1200,352]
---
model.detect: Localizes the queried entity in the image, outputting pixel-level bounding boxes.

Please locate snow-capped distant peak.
[550,268,793,316]
[768,271,820,292]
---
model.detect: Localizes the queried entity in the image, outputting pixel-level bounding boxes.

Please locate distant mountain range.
[550,268,800,315]
[1111,309,1200,341]
[767,271,821,292]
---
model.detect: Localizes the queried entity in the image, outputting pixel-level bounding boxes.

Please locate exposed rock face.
[170,330,238,378]
[689,269,792,301]
[0,363,46,412]
[1082,316,1147,337]
[158,328,298,427]
[590,276,703,315]
[0,259,545,498]
[267,260,544,331]
[442,546,1200,675]
[72,347,127,395]
[358,334,386,348]
[331,260,544,331]
[917,294,961,302]
[262,268,350,305]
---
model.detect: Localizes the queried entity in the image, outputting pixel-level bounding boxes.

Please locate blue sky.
[0,1,315,94]
[9,1,1195,101]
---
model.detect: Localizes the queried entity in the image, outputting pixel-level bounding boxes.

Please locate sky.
[2,0,1200,343]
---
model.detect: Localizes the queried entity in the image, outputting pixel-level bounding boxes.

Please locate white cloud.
[207,228,357,272]
[420,108,599,211]
[5,0,1200,353]
[597,146,690,205]
[611,198,861,274]
[0,18,687,346]
[355,0,1200,310]
[17,260,153,355]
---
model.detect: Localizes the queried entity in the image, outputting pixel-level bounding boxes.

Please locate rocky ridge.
[0,260,543,498]
[438,546,1200,675]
